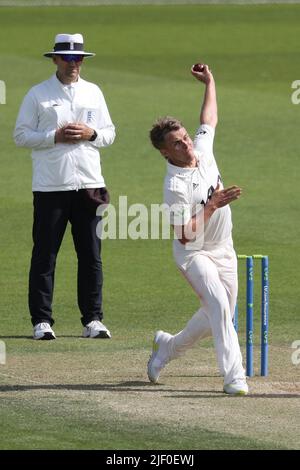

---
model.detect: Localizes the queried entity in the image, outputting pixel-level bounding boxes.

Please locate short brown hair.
[149,116,183,150]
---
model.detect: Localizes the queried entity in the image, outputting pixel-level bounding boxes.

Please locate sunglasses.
[59,54,84,63]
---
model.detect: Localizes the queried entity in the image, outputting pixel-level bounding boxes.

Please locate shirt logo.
[201,177,222,205]
[196,129,207,136]
[87,110,93,123]
[193,183,199,190]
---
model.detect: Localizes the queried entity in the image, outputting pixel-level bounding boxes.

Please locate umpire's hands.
[55,123,94,144]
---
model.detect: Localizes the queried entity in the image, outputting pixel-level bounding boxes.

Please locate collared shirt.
[164,124,232,251]
[14,74,115,191]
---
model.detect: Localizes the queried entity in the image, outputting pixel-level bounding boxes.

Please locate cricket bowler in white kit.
[148,63,248,395]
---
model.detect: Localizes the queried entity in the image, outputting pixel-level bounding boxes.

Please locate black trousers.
[29,190,105,327]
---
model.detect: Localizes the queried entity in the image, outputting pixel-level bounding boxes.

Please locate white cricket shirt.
[14,74,115,191]
[164,124,233,253]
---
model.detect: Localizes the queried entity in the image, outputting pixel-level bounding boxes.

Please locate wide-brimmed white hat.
[44,33,95,58]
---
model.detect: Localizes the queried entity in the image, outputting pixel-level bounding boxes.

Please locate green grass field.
[0,4,299,450]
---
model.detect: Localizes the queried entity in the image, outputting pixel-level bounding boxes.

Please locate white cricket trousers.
[169,237,245,385]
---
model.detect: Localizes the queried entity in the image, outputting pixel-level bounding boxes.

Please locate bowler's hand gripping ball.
[192,63,205,72]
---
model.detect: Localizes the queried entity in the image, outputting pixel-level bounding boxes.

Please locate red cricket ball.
[192,63,205,72]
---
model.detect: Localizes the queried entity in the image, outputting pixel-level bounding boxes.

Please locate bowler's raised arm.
[191,63,218,128]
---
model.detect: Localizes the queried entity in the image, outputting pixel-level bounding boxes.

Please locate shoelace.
[38,322,51,330]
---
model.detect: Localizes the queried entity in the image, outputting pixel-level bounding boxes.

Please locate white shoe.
[33,322,56,340]
[82,320,111,339]
[147,330,172,384]
[223,379,249,396]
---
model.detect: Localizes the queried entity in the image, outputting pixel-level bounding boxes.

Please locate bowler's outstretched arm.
[191,64,218,128]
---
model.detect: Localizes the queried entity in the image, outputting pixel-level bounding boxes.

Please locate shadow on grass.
[174,374,220,378]
[0,381,298,398]
[167,393,300,399]
[0,381,220,396]
[0,381,165,393]
[0,335,81,339]
[0,336,33,339]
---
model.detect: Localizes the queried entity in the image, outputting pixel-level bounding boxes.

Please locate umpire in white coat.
[14,33,115,340]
